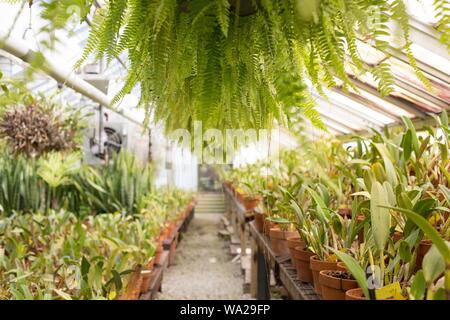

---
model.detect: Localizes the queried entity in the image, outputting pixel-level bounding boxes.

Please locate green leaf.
[384,206,450,264]
[373,143,398,186]
[412,198,435,217]
[401,129,412,162]
[306,187,330,223]
[441,110,448,129]
[432,287,446,300]
[81,256,90,280]
[370,181,391,251]
[409,270,426,300]
[402,117,419,156]
[422,245,445,284]
[439,164,450,184]
[398,240,411,263]
[331,249,370,299]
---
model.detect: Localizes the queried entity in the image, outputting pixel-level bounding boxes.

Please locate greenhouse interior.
[0,0,449,306]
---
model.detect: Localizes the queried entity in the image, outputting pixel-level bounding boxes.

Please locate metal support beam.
[338,113,442,140]
[0,30,147,130]
[343,77,429,119]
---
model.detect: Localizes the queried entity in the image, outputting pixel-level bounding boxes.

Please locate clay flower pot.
[243,195,261,211]
[140,269,153,294]
[263,218,277,236]
[310,255,339,296]
[319,270,359,300]
[345,288,367,300]
[393,231,403,243]
[286,236,304,267]
[269,228,298,256]
[254,212,264,233]
[292,246,315,284]
[338,208,352,218]
[356,215,365,243]
[415,239,432,271]
[146,257,155,270]
[154,242,164,266]
[236,191,245,204]
[337,261,347,272]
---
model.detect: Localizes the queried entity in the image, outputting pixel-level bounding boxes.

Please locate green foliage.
[0,203,190,300]
[0,151,154,216]
[66,0,446,133]
[79,152,155,215]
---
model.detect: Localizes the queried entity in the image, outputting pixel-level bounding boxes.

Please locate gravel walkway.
[156,213,249,300]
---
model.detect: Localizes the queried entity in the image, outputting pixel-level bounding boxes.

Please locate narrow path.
[156,213,249,300]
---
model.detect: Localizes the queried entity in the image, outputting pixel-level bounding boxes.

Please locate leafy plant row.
[221,111,450,299]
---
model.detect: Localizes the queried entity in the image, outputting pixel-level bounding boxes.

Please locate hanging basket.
[178,0,260,17]
[229,0,260,17]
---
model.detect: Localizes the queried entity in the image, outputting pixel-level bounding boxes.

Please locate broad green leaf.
[401,129,412,162]
[385,206,450,264]
[370,181,391,251]
[409,270,426,300]
[331,249,370,299]
[371,163,386,182]
[422,245,445,284]
[402,117,419,155]
[432,287,446,300]
[383,181,396,206]
[373,143,398,186]
[81,256,90,280]
[441,110,448,129]
[439,164,450,184]
[398,240,411,263]
[306,187,330,223]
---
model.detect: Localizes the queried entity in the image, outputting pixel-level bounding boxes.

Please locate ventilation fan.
[89,126,124,160]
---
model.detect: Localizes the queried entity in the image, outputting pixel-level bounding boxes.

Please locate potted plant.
[319,270,359,300]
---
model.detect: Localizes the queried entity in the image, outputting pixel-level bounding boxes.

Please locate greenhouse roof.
[0,0,448,136]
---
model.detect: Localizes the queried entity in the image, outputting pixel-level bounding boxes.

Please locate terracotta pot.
[243,195,261,211]
[337,261,347,272]
[292,246,315,284]
[393,231,403,243]
[310,255,339,296]
[140,269,153,294]
[356,215,365,243]
[236,192,245,204]
[319,270,359,300]
[254,212,264,233]
[269,228,298,256]
[338,208,352,218]
[154,245,164,266]
[286,236,304,267]
[263,218,277,236]
[146,257,155,270]
[416,239,432,271]
[345,288,367,300]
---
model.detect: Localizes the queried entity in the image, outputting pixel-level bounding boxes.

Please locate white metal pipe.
[0,30,147,129]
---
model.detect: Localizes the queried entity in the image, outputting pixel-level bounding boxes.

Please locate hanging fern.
[372,61,395,97]
[8,0,449,134]
[434,0,450,51]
